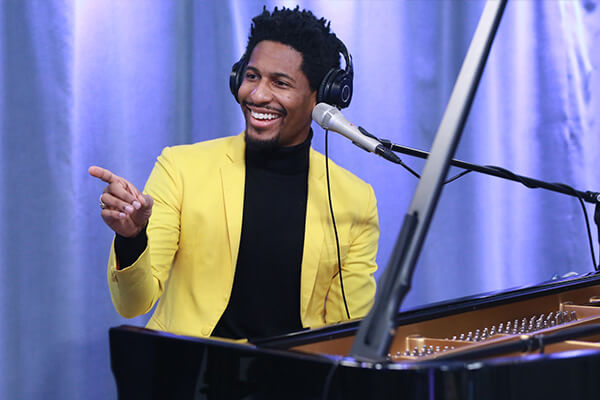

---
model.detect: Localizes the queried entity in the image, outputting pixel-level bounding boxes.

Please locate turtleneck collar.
[245,129,312,175]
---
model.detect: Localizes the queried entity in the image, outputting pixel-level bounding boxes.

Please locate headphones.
[229,38,354,109]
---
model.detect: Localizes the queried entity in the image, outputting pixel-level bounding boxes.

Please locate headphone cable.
[324,129,351,320]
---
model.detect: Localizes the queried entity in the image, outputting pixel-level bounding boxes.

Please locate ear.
[309,90,318,108]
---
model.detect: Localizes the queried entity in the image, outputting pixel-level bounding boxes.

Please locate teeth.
[251,110,279,120]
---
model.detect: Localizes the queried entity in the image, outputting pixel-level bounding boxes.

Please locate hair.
[244,6,342,92]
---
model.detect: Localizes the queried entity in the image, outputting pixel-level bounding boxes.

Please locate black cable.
[374,134,472,184]
[396,160,421,179]
[324,130,351,319]
[320,360,340,400]
[596,204,600,271]
[554,184,598,271]
[444,169,472,184]
[392,158,473,185]
[485,166,599,272]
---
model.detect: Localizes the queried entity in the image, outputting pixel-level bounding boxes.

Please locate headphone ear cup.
[317,68,353,109]
[317,68,337,106]
[230,59,246,103]
[330,71,353,109]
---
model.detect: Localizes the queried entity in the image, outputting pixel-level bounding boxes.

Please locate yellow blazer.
[107,134,379,338]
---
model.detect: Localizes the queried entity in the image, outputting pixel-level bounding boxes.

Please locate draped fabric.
[1,1,599,398]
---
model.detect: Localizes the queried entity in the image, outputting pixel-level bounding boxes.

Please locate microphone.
[312,103,401,164]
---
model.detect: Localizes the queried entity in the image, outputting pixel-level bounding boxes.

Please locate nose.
[248,79,273,104]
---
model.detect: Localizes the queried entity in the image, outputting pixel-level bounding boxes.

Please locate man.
[89,7,379,341]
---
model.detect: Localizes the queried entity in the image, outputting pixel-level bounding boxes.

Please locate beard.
[244,130,280,152]
[242,101,287,151]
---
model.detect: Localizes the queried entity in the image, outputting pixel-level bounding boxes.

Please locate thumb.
[140,194,154,211]
[131,194,153,228]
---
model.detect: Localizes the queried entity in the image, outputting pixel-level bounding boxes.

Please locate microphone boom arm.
[379,139,600,272]
[380,139,600,205]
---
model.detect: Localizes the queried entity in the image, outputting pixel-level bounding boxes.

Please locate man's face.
[238,40,316,148]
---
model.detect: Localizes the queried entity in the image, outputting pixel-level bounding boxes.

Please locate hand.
[88,166,154,238]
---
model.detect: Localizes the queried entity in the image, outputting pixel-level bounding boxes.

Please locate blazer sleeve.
[107,147,182,318]
[325,184,379,323]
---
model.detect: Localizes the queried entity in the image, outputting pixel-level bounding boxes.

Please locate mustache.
[243,101,287,116]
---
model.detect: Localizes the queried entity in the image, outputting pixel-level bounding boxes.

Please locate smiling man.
[240,40,315,148]
[90,7,379,341]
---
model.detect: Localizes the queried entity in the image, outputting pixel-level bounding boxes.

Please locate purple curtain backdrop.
[1,1,599,398]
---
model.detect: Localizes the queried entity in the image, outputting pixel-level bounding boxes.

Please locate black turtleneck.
[213,133,311,340]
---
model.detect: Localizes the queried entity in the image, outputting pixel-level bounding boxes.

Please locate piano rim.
[110,324,600,373]
[255,271,600,350]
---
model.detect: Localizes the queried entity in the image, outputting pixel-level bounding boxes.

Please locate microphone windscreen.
[312,103,338,130]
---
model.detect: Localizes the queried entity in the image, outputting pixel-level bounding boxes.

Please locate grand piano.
[110,272,600,399]
[109,1,600,398]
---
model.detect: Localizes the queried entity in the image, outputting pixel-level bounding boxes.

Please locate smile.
[250,110,281,121]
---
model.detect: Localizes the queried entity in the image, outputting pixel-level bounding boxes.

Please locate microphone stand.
[380,140,600,205]
[378,139,600,271]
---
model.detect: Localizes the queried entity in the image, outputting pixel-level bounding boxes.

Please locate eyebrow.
[246,66,296,84]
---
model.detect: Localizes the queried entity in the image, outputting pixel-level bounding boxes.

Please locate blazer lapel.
[220,135,246,270]
[300,149,326,319]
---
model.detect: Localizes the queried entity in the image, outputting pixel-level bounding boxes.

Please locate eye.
[244,71,259,81]
[274,80,290,88]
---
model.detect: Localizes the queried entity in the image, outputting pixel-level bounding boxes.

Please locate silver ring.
[99,194,106,209]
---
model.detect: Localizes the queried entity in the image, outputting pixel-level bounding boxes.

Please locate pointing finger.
[89,166,117,184]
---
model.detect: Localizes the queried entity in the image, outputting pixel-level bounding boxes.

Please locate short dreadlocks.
[243,6,342,92]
